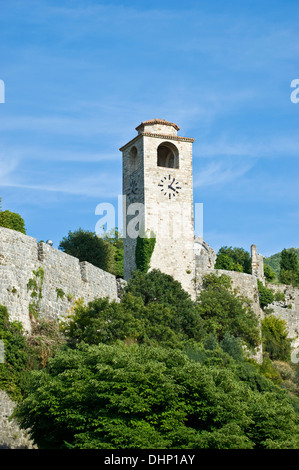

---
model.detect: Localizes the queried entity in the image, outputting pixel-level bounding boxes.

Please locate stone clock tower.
[120,119,196,297]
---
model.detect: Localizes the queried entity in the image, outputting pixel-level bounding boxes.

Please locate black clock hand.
[168,178,176,191]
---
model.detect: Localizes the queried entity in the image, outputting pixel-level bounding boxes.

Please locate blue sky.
[0,0,298,257]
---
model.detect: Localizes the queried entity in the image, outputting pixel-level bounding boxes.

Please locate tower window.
[157,142,179,169]
[128,146,138,173]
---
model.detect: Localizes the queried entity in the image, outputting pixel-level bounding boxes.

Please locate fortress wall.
[0,227,119,330]
[0,391,37,449]
[0,229,40,330]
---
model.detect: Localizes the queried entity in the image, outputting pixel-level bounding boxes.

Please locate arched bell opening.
[157,142,179,169]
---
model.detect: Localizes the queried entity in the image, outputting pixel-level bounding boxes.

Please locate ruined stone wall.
[0,227,119,331]
[0,391,37,449]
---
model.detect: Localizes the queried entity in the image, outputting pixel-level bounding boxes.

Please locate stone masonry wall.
[0,227,119,331]
[0,391,37,449]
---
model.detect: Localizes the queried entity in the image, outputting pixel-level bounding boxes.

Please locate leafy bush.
[274,291,286,302]
[125,269,202,341]
[59,228,115,274]
[13,343,299,449]
[0,210,26,234]
[261,315,292,362]
[264,264,276,282]
[62,270,203,349]
[279,249,299,286]
[0,305,29,401]
[197,274,260,350]
[215,246,251,273]
[257,280,274,309]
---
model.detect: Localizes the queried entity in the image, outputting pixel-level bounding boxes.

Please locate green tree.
[125,269,202,341]
[215,253,243,272]
[279,249,299,286]
[197,274,260,350]
[102,228,124,277]
[257,280,275,309]
[215,246,251,273]
[264,264,276,283]
[13,343,299,449]
[62,280,198,350]
[59,228,115,274]
[0,210,26,234]
[262,315,292,361]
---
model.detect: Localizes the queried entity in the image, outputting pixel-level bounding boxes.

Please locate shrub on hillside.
[0,210,26,234]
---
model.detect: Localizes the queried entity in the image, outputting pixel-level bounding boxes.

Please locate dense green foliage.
[198,274,260,349]
[262,315,292,362]
[257,280,275,309]
[264,248,299,283]
[0,210,26,234]
[0,306,64,401]
[59,228,116,274]
[263,264,277,282]
[215,246,251,273]
[279,249,299,287]
[13,342,299,449]
[0,306,29,401]
[2,269,299,449]
[102,228,124,277]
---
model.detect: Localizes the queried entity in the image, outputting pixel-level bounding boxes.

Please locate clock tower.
[120,119,196,297]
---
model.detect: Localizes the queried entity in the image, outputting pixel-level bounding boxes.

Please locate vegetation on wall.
[135,230,156,273]
[0,305,64,402]
[0,306,29,401]
[257,280,275,309]
[27,267,45,320]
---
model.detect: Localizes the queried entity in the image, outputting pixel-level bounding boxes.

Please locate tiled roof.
[135,119,180,132]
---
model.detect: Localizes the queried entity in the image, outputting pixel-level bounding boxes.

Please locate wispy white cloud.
[195,135,299,159]
[0,172,121,199]
[194,159,255,188]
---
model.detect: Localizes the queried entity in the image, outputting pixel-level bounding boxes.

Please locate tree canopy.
[4,269,299,450]
[215,246,251,273]
[58,228,116,274]
[13,342,299,449]
[0,210,26,234]
[279,249,299,287]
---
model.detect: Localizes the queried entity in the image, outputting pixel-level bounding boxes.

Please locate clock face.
[127,178,138,202]
[158,174,182,199]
